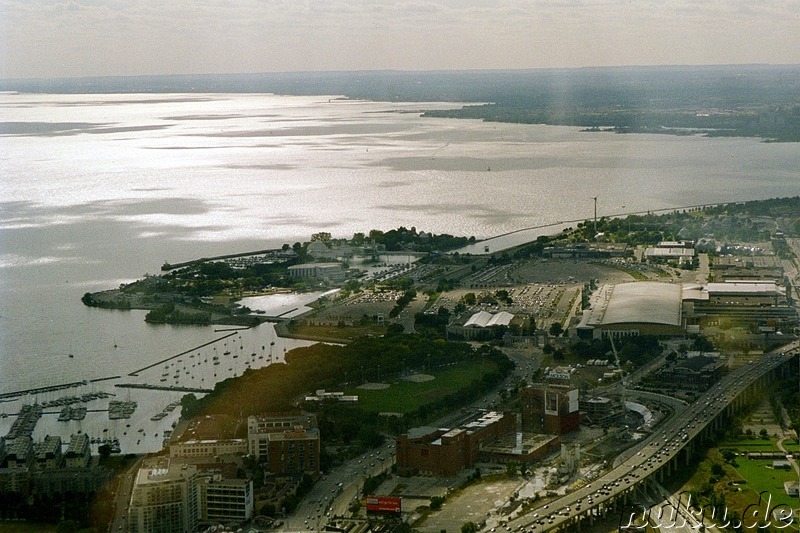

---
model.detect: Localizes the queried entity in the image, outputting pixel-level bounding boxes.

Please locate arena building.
[576,282,685,340]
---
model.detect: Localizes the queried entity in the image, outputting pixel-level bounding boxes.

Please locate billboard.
[366,495,402,514]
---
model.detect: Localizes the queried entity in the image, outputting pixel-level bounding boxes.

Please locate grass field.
[346,358,498,414]
[718,437,794,452]
[289,322,386,340]
[732,457,799,510]
[674,447,800,528]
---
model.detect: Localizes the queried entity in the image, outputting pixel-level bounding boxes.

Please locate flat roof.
[644,247,695,257]
[706,281,781,295]
[287,262,341,270]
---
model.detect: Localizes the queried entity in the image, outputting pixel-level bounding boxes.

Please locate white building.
[129,458,253,532]
[129,459,200,533]
[169,439,247,460]
[287,263,345,283]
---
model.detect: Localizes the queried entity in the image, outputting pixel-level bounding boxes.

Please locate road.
[280,342,536,530]
[280,445,396,531]
[505,341,799,532]
[109,455,144,532]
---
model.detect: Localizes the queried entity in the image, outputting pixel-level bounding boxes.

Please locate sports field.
[346,358,499,414]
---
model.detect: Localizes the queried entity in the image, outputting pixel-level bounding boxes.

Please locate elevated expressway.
[507,342,800,532]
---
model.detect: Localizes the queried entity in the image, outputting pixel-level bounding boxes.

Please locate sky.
[1,0,799,79]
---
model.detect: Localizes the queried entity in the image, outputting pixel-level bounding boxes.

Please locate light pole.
[593,196,598,236]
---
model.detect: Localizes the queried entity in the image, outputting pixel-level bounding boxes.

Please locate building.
[396,411,515,477]
[644,247,696,264]
[199,474,253,525]
[683,280,796,331]
[248,413,317,435]
[4,437,33,468]
[169,439,247,460]
[129,459,201,533]
[521,385,580,435]
[643,241,696,265]
[577,282,685,339]
[712,255,784,282]
[34,435,63,470]
[287,263,346,283]
[304,389,359,403]
[64,433,91,469]
[580,396,626,426]
[0,467,30,494]
[479,433,560,465]
[464,311,515,329]
[449,311,515,340]
[247,414,320,476]
[543,243,629,259]
[646,353,726,391]
[32,467,113,497]
[260,428,320,477]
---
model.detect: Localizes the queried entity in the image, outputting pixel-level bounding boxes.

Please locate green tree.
[430,496,445,510]
[461,522,479,533]
[506,461,518,476]
[549,322,563,336]
[98,443,112,460]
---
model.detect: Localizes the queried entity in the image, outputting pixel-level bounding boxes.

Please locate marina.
[0,318,315,455]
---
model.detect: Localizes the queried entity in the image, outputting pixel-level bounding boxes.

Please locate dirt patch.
[402,373,435,382]
[358,382,390,390]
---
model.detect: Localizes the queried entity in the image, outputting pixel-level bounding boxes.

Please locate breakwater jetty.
[116,383,213,394]
[161,248,281,271]
[0,376,122,401]
[127,332,239,376]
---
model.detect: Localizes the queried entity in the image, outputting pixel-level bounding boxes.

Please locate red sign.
[366,495,401,513]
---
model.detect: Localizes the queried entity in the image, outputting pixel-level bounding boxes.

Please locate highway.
[505,342,799,532]
[280,444,396,531]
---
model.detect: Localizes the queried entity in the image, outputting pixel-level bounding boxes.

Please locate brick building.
[521,385,580,435]
[247,413,320,476]
[396,411,515,477]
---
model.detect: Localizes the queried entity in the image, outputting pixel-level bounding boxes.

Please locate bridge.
[507,342,799,532]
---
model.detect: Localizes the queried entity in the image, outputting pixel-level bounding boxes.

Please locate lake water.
[1,92,798,451]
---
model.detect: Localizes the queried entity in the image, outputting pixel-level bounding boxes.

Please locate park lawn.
[347,358,498,414]
[289,322,387,341]
[732,458,800,510]
[674,449,774,521]
[719,437,800,458]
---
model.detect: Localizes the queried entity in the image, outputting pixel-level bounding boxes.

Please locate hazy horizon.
[2,62,800,83]
[2,1,799,80]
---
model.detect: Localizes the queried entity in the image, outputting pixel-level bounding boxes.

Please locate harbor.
[0,306,318,456]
